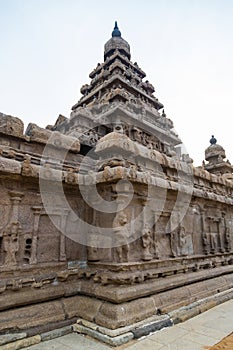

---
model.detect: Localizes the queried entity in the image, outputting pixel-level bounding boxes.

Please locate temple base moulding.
[1,273,233,347]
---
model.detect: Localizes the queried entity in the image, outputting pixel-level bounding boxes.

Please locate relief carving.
[0,191,24,266]
[170,224,193,257]
[206,216,221,254]
[113,211,130,262]
[30,206,41,264]
[225,227,231,252]
[202,231,210,255]
[141,224,159,260]
[141,225,153,261]
[219,214,226,253]
[210,230,218,254]
[3,222,21,266]
[65,168,78,184]
[21,158,35,177]
[87,231,100,262]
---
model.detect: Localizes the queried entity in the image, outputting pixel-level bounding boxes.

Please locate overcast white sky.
[1,0,233,166]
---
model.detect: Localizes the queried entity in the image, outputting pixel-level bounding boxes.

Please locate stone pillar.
[59,209,70,261]
[87,206,100,262]
[8,191,24,223]
[2,191,24,267]
[30,206,41,264]
[200,209,209,255]
[219,214,226,253]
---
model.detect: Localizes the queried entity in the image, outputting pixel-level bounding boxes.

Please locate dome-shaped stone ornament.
[209,135,217,145]
[205,135,226,162]
[104,21,131,60]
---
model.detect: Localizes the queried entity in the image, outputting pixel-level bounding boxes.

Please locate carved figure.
[22,158,34,177]
[66,168,78,184]
[170,224,193,257]
[3,222,21,266]
[210,232,218,253]
[170,229,178,257]
[202,231,210,254]
[179,226,187,256]
[86,130,99,146]
[113,212,129,262]
[225,227,231,252]
[142,225,153,260]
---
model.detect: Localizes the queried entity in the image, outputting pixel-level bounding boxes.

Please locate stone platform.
[2,295,233,349]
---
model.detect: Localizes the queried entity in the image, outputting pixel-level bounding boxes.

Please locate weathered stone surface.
[154,286,191,313]
[0,113,24,138]
[62,295,103,321]
[0,158,21,175]
[0,301,65,332]
[0,284,66,311]
[41,325,72,341]
[132,317,173,339]
[0,333,26,346]
[0,335,41,350]
[95,296,157,329]
[25,318,77,338]
[77,314,170,337]
[73,324,134,347]
[169,288,233,324]
[25,123,80,152]
[25,123,54,143]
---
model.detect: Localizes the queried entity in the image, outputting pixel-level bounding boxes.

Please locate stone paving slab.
[208,332,233,350]
[23,299,233,350]
[23,334,111,350]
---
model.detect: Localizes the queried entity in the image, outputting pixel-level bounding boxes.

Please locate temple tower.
[204,135,233,175]
[54,22,182,158]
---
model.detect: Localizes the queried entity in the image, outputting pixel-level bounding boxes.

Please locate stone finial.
[210,135,217,145]
[112,21,121,37]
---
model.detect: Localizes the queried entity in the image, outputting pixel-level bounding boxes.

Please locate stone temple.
[0,22,233,348]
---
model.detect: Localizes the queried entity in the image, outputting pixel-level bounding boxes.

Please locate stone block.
[0,333,27,346]
[0,158,21,175]
[0,335,41,350]
[25,123,52,144]
[62,295,103,321]
[0,113,24,138]
[41,325,72,341]
[78,314,170,338]
[154,286,191,313]
[132,317,173,339]
[0,300,66,332]
[95,296,157,329]
[25,123,80,152]
[73,323,134,347]
[198,300,217,313]
[169,306,200,324]
[0,285,66,311]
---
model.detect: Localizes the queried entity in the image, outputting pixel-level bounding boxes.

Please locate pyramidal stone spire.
[63,23,181,157]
